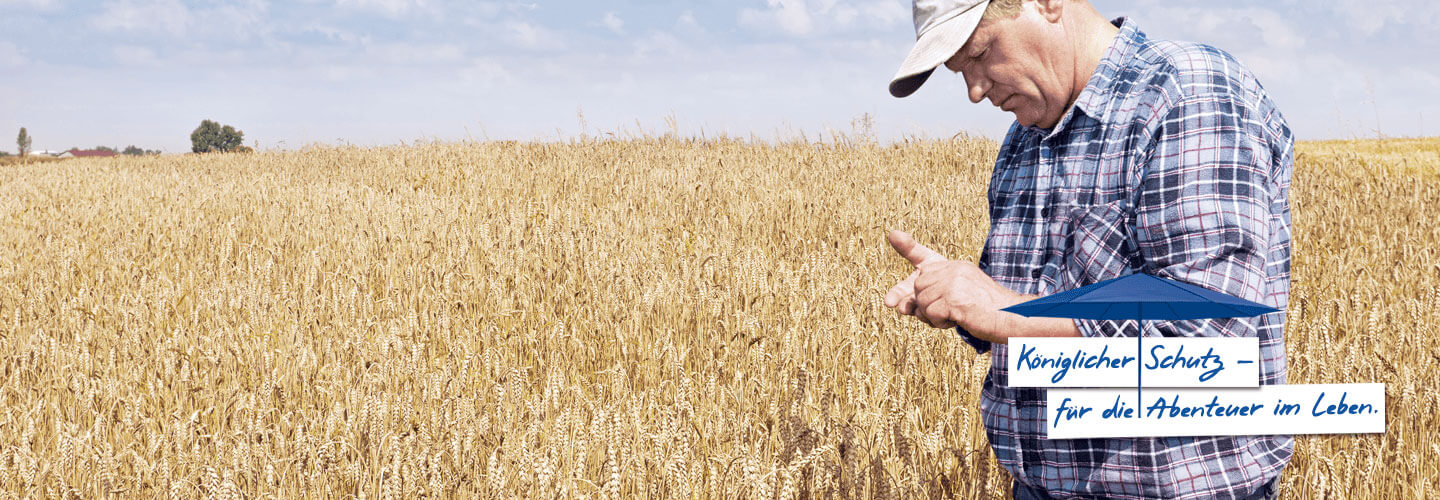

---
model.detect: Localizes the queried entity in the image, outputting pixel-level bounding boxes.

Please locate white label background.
[1045,383,1386,439]
[1007,337,1260,388]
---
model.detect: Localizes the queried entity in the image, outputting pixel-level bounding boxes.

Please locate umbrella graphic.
[1001,273,1279,411]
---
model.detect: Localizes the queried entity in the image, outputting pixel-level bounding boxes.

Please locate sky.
[2,0,1438,153]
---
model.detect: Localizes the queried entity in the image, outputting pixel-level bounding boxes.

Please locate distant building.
[64,149,117,158]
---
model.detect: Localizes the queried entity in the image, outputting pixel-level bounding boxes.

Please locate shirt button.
[1032,267,1043,279]
[1041,206,1050,218]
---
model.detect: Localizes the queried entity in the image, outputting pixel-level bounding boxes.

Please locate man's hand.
[883,230,1024,335]
[882,230,949,325]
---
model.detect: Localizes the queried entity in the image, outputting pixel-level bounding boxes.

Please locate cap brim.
[889,2,988,98]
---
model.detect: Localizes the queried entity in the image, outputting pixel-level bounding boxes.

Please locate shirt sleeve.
[1074,92,1274,339]
[955,326,992,354]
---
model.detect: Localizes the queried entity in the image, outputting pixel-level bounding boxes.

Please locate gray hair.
[981,0,1024,20]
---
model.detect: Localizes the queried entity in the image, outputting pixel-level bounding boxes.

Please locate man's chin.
[1013,112,1059,129]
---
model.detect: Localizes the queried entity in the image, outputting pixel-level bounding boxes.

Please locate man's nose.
[966,74,989,104]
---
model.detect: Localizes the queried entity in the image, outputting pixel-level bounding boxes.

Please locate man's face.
[944,2,1074,128]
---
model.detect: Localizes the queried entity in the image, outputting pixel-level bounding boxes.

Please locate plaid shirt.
[957,18,1294,499]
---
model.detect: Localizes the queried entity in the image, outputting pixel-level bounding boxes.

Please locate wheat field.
[0,136,1436,499]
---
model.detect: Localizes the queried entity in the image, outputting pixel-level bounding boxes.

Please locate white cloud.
[1121,4,1313,111]
[775,0,815,34]
[199,0,270,41]
[1125,5,1307,56]
[676,10,703,33]
[740,0,813,36]
[499,1,536,13]
[112,45,161,66]
[1120,1,1440,139]
[1330,0,1440,37]
[364,42,466,65]
[739,0,908,36]
[318,64,377,82]
[88,0,271,69]
[1246,10,1304,51]
[0,0,60,9]
[504,20,564,50]
[92,0,192,36]
[857,0,909,29]
[170,46,252,67]
[0,42,26,68]
[335,0,427,17]
[458,57,511,87]
[634,32,682,59]
[304,24,370,45]
[88,0,267,40]
[831,4,859,26]
[600,11,624,35]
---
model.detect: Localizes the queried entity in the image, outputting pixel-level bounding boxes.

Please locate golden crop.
[0,136,1435,498]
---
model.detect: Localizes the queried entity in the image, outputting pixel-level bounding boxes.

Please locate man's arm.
[984,294,1081,339]
[943,293,1083,346]
[1073,92,1277,340]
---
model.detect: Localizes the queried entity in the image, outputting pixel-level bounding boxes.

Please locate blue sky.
[2,0,1437,153]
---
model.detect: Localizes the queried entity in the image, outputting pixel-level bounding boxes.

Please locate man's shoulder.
[1127,36,1263,108]
[1117,29,1293,168]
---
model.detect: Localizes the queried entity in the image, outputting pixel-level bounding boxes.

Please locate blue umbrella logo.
[1002,273,1280,409]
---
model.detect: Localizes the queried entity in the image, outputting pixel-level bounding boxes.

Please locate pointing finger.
[887,230,945,267]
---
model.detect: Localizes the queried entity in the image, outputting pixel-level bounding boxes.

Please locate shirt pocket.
[1057,200,1141,290]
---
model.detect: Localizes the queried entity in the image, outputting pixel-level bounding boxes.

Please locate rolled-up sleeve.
[1074,92,1274,339]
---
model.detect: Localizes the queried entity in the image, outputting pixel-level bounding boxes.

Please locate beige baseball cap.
[889,0,991,98]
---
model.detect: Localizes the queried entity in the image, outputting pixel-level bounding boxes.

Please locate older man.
[882,0,1293,498]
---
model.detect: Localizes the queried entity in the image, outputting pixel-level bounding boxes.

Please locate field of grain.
[0,136,1436,499]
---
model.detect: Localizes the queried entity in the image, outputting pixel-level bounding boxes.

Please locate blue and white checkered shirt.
[958,18,1294,499]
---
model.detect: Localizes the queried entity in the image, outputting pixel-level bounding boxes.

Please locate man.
[882,0,1293,498]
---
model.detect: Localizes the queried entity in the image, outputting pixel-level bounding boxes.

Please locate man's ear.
[1031,0,1064,24]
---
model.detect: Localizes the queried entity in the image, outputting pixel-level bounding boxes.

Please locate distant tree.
[17,127,32,158]
[122,145,145,156]
[93,145,117,154]
[0,151,10,157]
[190,120,245,153]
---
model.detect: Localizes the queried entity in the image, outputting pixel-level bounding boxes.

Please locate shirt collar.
[1023,17,1145,140]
